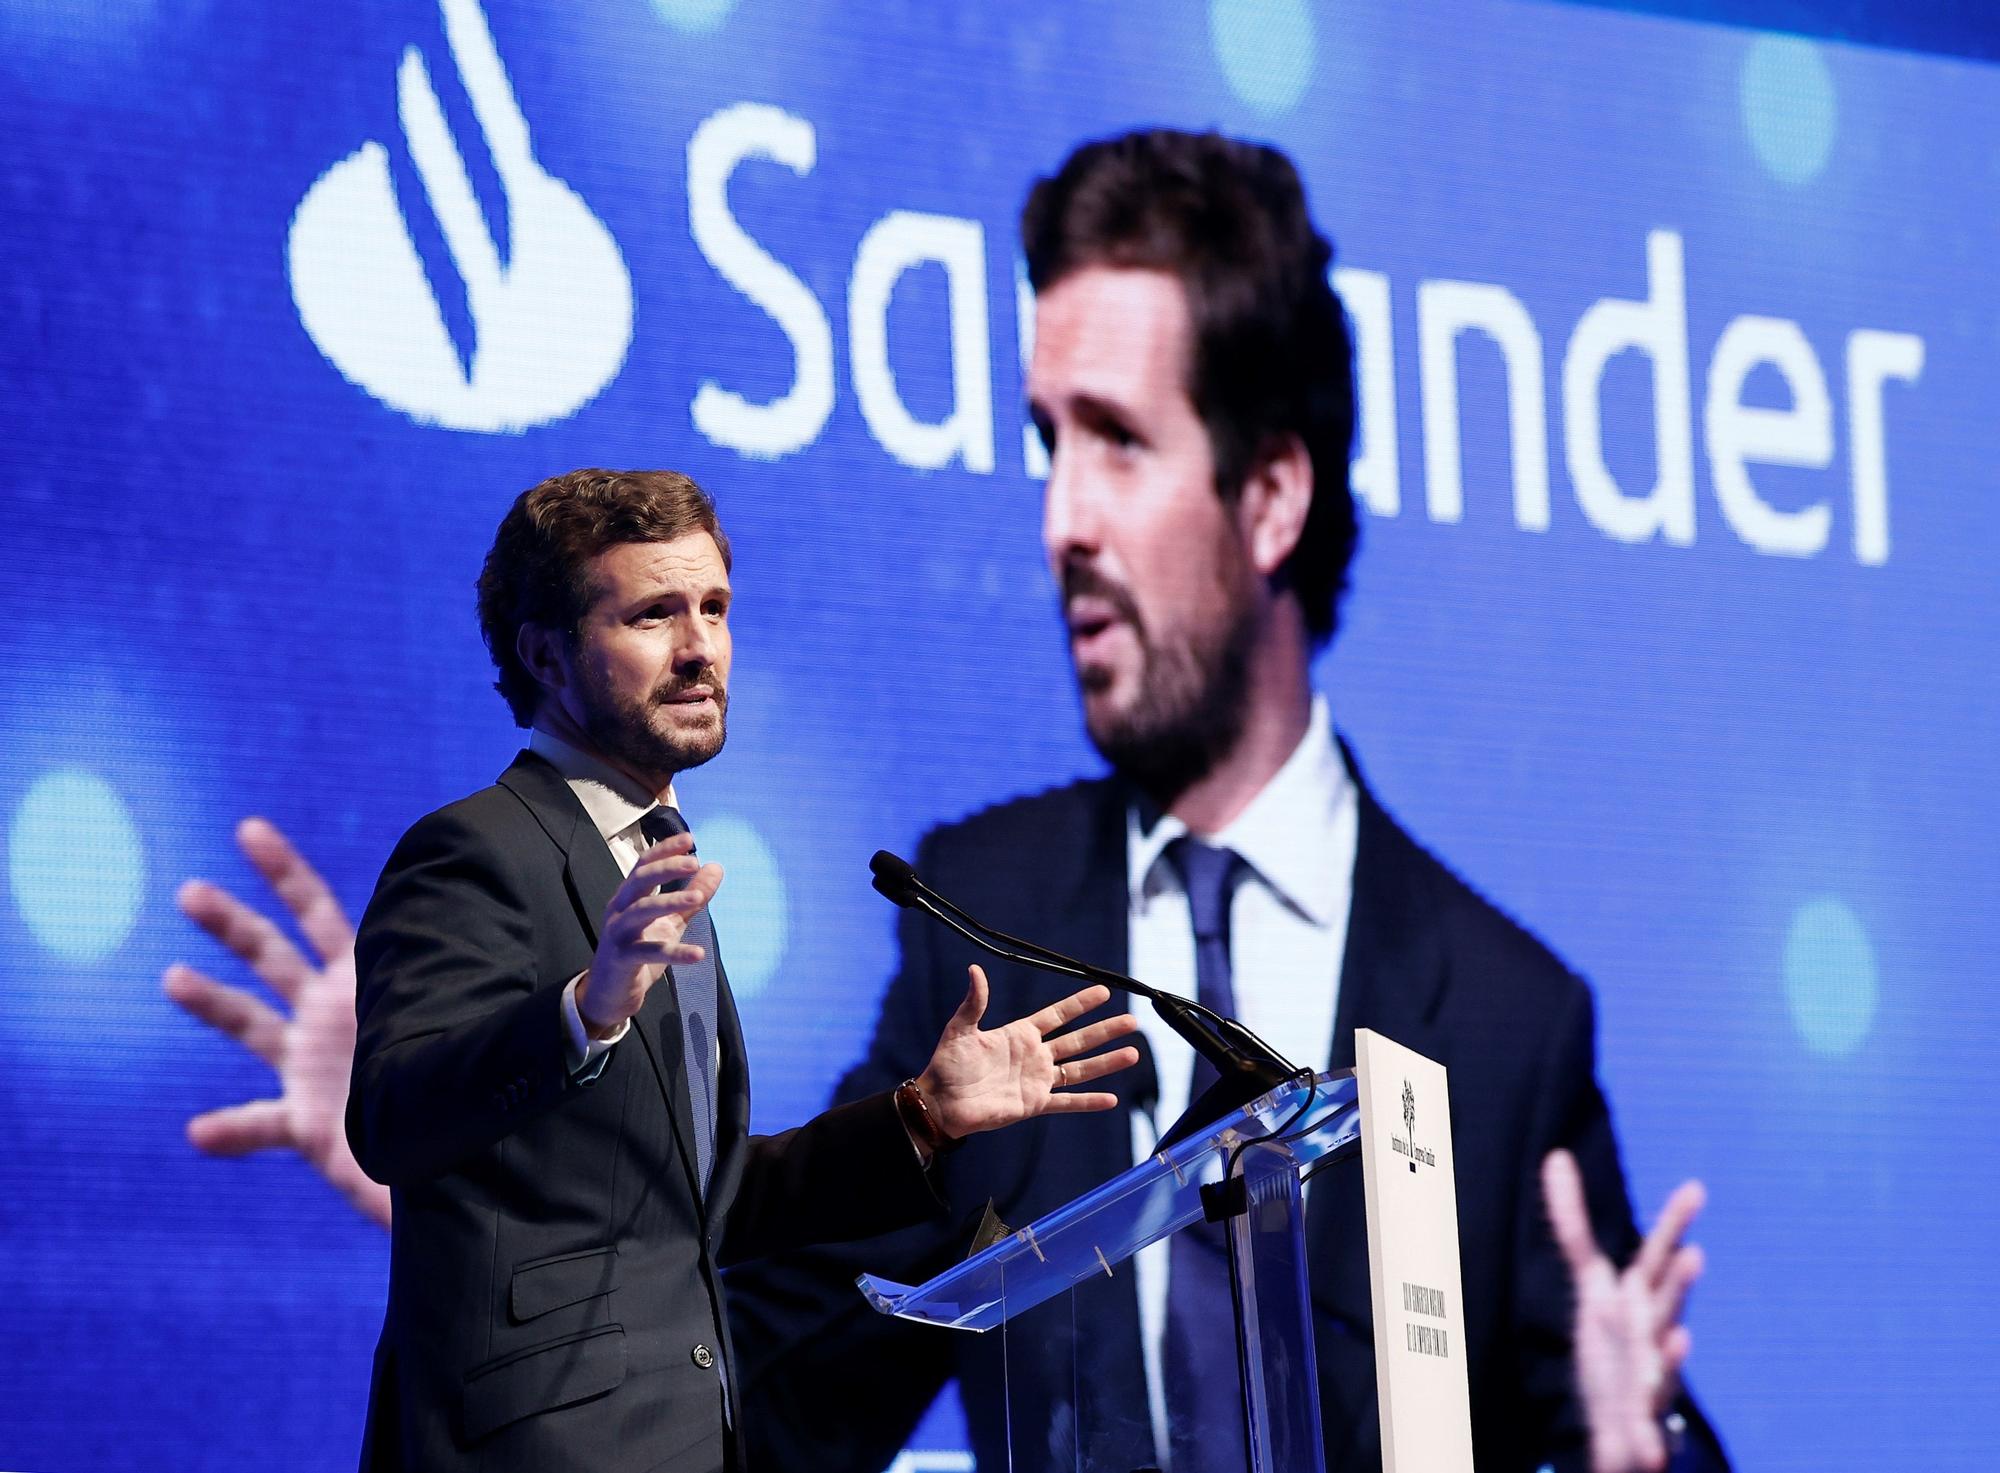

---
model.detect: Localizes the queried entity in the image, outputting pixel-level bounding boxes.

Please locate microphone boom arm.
[871,850,1302,1145]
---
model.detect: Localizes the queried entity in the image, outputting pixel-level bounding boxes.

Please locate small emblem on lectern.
[1403,1079,1416,1171]
[1391,1077,1435,1173]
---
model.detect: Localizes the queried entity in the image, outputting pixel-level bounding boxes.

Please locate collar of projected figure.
[1128,695,1352,930]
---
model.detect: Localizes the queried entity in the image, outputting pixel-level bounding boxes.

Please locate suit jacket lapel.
[1057,778,1135,977]
[1327,741,1450,1067]
[1311,741,1451,1332]
[497,751,709,1213]
[1063,779,1145,1089]
[640,969,711,1214]
[498,751,622,948]
[703,936,750,1227]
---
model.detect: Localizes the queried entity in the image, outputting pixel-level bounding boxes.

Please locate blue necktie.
[640,804,717,1197]
[1161,836,1250,1473]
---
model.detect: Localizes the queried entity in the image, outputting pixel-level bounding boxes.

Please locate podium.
[860,1032,1474,1473]
[861,1071,1356,1472]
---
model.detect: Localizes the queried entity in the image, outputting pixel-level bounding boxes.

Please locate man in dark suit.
[344,468,1140,1472]
[726,132,1725,1473]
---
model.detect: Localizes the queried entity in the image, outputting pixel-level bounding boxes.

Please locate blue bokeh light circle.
[1740,34,1837,186]
[8,767,146,963]
[648,0,739,36]
[1782,896,1877,1057]
[698,814,789,999]
[1209,0,1317,118]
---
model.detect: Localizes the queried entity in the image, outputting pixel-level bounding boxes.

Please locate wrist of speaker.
[563,971,630,1075]
[893,1077,963,1169]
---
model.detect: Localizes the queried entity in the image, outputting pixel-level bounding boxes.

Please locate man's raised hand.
[915,965,1142,1140]
[164,817,390,1227]
[1543,1147,1707,1473]
[575,833,724,1039]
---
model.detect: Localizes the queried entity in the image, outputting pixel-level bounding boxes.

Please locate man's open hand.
[915,965,1142,1140]
[575,833,723,1038]
[1543,1147,1707,1473]
[165,818,390,1228]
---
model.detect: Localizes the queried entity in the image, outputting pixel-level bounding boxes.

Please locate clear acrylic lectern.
[859,1071,1360,1473]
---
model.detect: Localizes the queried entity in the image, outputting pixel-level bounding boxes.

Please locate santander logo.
[286,0,632,433]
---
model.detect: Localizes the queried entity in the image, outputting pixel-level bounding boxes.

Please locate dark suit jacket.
[727,755,1728,1472]
[346,751,942,1473]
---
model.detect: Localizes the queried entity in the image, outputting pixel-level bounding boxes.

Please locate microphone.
[869,850,1301,1147]
[867,850,924,909]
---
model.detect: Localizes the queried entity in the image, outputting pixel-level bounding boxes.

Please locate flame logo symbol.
[286,0,632,432]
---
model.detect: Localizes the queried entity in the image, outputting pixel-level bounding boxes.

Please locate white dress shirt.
[1124,695,1358,1462]
[527,726,685,1076]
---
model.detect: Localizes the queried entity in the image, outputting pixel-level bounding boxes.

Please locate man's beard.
[1063,559,1257,806]
[579,667,729,782]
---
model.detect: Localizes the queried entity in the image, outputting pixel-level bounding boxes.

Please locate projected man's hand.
[1543,1148,1706,1473]
[165,818,389,1228]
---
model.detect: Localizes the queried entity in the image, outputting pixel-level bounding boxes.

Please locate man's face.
[1028,265,1260,796]
[560,533,732,782]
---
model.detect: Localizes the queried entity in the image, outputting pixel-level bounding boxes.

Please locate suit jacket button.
[691,1343,715,1370]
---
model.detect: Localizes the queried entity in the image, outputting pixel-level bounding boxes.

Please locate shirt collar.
[1127,695,1352,928]
[528,725,679,844]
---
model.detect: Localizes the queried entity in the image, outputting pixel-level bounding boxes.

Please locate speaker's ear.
[1238,431,1313,578]
[515,621,571,702]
